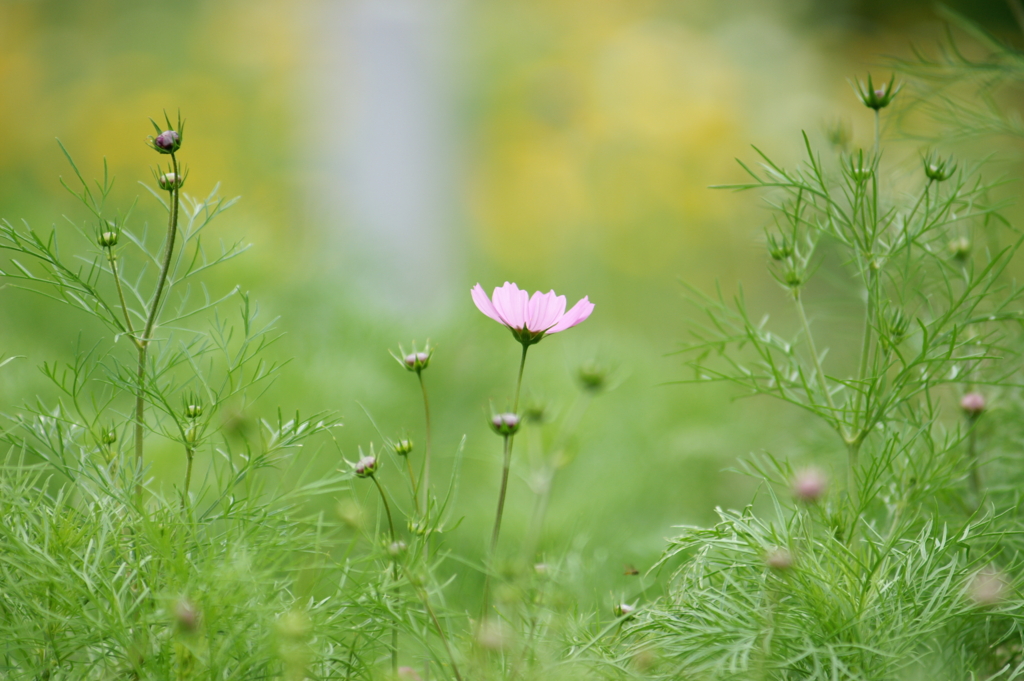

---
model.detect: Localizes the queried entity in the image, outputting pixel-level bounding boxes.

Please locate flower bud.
[152,129,181,153]
[98,231,118,248]
[398,667,424,681]
[174,598,201,633]
[960,392,986,417]
[792,467,828,503]
[924,153,956,182]
[100,429,117,446]
[613,602,636,618]
[354,455,378,478]
[948,236,971,261]
[968,566,1010,606]
[393,439,413,456]
[388,541,407,556]
[854,74,901,111]
[490,413,520,436]
[404,352,430,371]
[577,363,609,393]
[766,232,794,261]
[765,547,793,571]
[158,172,183,191]
[185,403,203,419]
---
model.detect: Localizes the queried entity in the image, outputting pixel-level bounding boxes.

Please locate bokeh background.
[1,0,1021,605]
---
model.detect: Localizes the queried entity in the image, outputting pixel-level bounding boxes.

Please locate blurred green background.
[1,0,1021,605]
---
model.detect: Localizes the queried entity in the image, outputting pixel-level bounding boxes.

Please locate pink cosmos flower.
[471,282,594,345]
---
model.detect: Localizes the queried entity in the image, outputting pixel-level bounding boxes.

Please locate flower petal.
[528,290,565,332]
[547,296,594,333]
[471,284,506,325]
[494,282,528,329]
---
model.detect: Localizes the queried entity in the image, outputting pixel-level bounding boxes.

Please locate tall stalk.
[133,152,181,501]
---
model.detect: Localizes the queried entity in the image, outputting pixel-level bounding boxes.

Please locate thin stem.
[418,369,432,557]
[107,252,139,347]
[854,267,876,434]
[181,447,194,510]
[405,456,418,503]
[794,289,841,435]
[483,342,531,615]
[967,415,982,501]
[873,109,880,157]
[414,581,463,681]
[132,152,181,502]
[371,474,399,676]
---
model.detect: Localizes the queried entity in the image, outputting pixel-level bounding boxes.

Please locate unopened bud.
[398,667,424,681]
[158,172,183,191]
[614,602,636,618]
[388,541,407,556]
[765,547,793,571]
[100,429,117,446]
[174,598,200,633]
[98,231,118,248]
[490,413,520,436]
[152,129,181,153]
[404,352,430,371]
[968,566,1010,606]
[578,363,609,393]
[960,392,986,417]
[792,467,828,503]
[354,455,378,478]
[948,236,971,261]
[924,153,956,182]
[185,403,203,419]
[855,74,901,111]
[393,439,413,456]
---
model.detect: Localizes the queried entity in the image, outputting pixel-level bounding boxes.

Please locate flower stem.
[181,447,194,510]
[967,414,982,501]
[483,342,530,615]
[794,289,841,434]
[372,474,399,675]
[417,369,432,549]
[133,152,180,502]
[873,109,880,157]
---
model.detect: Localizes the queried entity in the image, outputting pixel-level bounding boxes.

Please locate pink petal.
[527,290,566,332]
[471,284,505,325]
[494,282,528,329]
[547,296,594,333]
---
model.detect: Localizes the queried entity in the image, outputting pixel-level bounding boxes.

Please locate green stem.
[483,343,530,614]
[133,152,181,502]
[372,474,399,676]
[413,581,463,681]
[854,267,876,433]
[181,447,194,509]
[967,414,981,501]
[107,253,139,346]
[794,289,841,434]
[873,109,880,158]
[417,370,432,547]
[406,456,418,503]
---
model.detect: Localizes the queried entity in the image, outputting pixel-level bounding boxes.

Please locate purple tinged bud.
[404,352,430,371]
[792,467,828,503]
[174,598,200,633]
[961,392,986,417]
[490,412,520,436]
[154,130,180,152]
[354,455,378,478]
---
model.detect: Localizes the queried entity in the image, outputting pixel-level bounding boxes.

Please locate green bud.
[923,153,956,182]
[766,232,794,261]
[393,439,413,456]
[490,413,520,436]
[98,231,118,248]
[854,74,901,111]
[949,236,971,261]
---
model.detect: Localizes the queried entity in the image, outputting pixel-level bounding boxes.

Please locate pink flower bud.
[765,547,793,571]
[174,598,200,633]
[968,566,1010,606]
[404,352,430,371]
[792,467,828,503]
[154,129,181,152]
[960,392,986,417]
[354,455,378,478]
[398,668,423,681]
[490,413,520,436]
